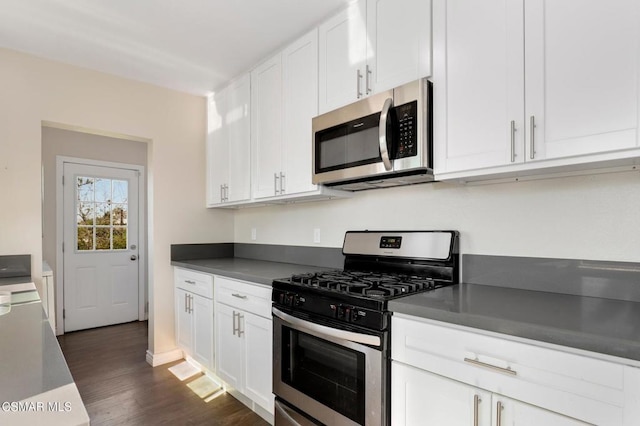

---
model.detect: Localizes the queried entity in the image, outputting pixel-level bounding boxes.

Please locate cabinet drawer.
[392,315,625,425]
[215,276,271,318]
[174,268,213,299]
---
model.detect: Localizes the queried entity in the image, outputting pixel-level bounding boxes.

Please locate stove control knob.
[337,305,346,319]
[350,309,359,322]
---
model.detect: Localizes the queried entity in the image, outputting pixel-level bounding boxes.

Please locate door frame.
[55,155,146,335]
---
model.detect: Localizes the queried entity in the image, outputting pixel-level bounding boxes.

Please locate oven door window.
[282,326,365,424]
[315,112,381,173]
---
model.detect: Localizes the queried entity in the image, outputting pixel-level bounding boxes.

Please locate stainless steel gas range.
[272,230,460,426]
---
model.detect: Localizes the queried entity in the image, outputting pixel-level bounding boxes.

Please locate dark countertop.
[389,283,640,364]
[0,282,89,424]
[171,258,334,285]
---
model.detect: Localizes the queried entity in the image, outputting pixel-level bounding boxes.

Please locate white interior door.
[63,162,139,332]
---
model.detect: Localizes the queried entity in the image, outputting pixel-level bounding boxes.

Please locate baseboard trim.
[146,348,184,367]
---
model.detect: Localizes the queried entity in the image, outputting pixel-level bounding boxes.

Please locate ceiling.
[0,0,351,96]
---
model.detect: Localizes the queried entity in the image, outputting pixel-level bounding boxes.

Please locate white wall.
[0,48,234,356]
[234,170,640,262]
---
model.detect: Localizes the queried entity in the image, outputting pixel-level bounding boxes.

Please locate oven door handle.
[272,307,381,347]
[378,97,394,171]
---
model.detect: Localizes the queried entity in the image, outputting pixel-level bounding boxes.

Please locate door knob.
[130,255,137,261]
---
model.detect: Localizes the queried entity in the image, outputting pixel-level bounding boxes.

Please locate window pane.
[77,177,94,201]
[112,204,128,226]
[77,202,94,225]
[95,178,111,202]
[113,228,127,250]
[112,180,128,203]
[95,203,111,225]
[96,228,111,250]
[77,227,94,251]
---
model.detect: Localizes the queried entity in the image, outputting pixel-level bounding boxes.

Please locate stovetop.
[272,231,459,331]
[284,270,449,300]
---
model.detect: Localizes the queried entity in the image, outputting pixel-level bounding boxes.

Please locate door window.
[76,176,128,251]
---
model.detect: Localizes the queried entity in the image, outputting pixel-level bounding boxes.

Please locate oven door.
[273,307,385,426]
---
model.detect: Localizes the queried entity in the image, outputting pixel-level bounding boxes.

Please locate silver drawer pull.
[231,293,248,299]
[464,357,517,376]
[184,280,196,285]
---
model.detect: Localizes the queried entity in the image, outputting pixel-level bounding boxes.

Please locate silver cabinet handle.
[510,120,516,162]
[464,357,517,376]
[280,172,286,194]
[190,295,194,314]
[232,293,248,299]
[224,184,229,202]
[378,98,394,171]
[237,313,244,337]
[366,65,372,94]
[473,395,480,426]
[232,310,237,336]
[530,115,536,159]
[496,401,504,426]
[356,69,363,99]
[274,173,280,195]
[185,280,196,285]
[184,293,188,313]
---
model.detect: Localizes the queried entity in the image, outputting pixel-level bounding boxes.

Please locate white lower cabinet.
[393,362,586,425]
[174,268,214,371]
[215,276,274,415]
[392,315,640,426]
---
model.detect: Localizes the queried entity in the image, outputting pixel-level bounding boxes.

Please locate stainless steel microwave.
[312,78,433,191]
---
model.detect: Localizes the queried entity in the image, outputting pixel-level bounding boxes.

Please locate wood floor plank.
[58,321,269,426]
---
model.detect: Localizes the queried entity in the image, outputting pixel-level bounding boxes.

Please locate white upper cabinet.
[319,0,432,113]
[252,29,347,202]
[434,0,640,179]
[251,55,283,199]
[281,29,320,195]
[366,0,432,95]
[433,0,525,173]
[206,74,251,206]
[524,0,640,162]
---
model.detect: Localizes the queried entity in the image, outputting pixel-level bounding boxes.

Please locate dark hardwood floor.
[58,321,269,426]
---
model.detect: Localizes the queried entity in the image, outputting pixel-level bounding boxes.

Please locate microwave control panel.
[394,101,418,159]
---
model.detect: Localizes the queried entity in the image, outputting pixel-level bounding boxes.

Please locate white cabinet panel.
[206,74,251,206]
[243,312,274,412]
[282,29,319,195]
[192,294,213,370]
[524,0,640,161]
[318,0,367,113]
[433,0,525,173]
[366,0,431,94]
[392,362,491,426]
[175,288,193,353]
[215,302,243,389]
[495,395,588,426]
[252,56,283,199]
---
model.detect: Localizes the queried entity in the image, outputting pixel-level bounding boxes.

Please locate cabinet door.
[433,0,525,174]
[215,303,243,390]
[392,362,491,425]
[175,288,193,354]
[226,74,251,202]
[524,0,640,161]
[243,312,274,414]
[192,294,213,371]
[282,29,319,196]
[366,0,431,94]
[493,395,589,426]
[318,0,368,113]
[251,55,283,199]
[206,89,228,206]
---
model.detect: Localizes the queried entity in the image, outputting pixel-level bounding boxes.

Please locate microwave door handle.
[379,97,394,171]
